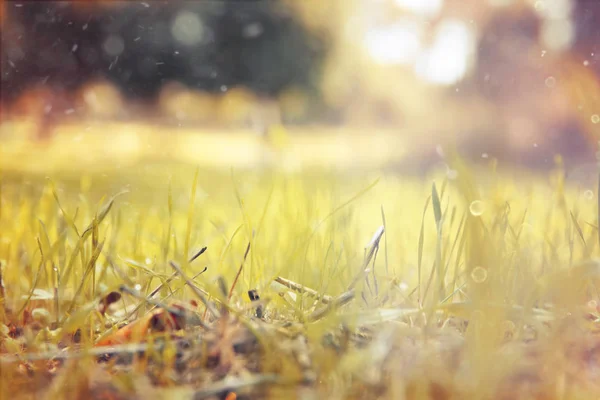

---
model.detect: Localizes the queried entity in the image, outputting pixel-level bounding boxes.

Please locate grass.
[2,136,600,399]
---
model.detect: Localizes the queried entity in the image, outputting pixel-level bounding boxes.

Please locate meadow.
[1,126,600,399]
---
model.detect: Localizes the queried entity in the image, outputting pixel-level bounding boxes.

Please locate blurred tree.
[572,0,600,78]
[1,2,328,111]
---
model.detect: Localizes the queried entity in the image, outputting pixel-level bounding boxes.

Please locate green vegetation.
[1,154,600,399]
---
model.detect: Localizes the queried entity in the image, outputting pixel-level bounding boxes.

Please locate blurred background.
[1,0,600,173]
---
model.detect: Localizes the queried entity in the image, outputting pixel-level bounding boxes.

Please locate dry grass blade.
[438,301,555,322]
[340,307,421,326]
[274,276,333,304]
[192,374,284,399]
[169,260,221,319]
[308,289,355,322]
[0,342,152,364]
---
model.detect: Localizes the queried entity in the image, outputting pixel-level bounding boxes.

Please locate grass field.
[1,125,600,399]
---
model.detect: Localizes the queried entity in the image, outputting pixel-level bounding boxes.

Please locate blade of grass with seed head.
[150,247,209,302]
[189,246,207,263]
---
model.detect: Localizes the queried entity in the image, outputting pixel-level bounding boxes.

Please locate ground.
[1,124,600,399]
